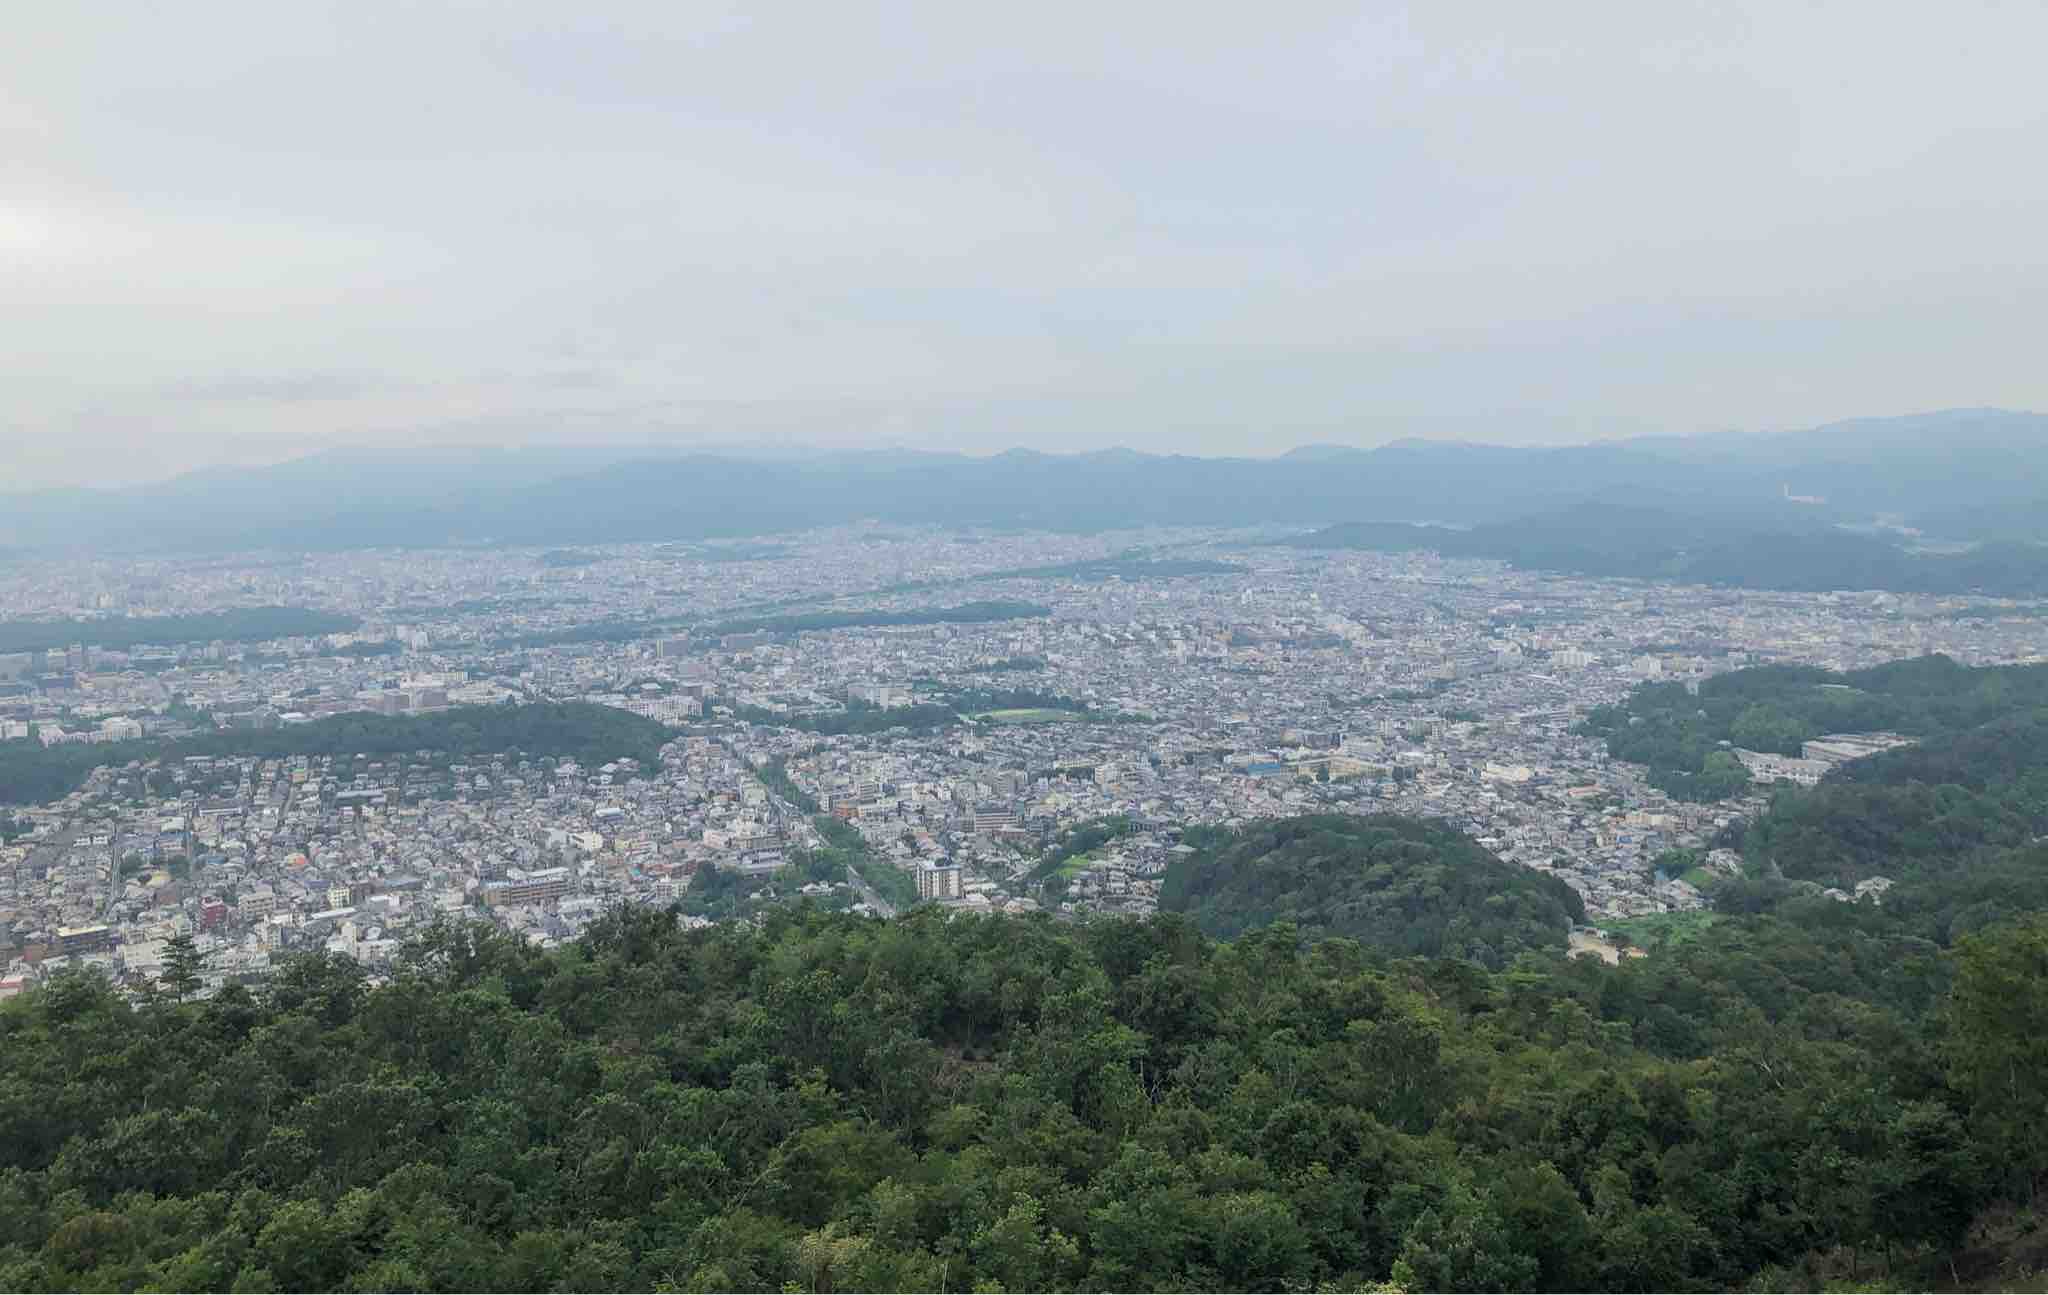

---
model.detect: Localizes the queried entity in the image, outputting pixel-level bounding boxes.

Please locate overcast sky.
[4,1,2046,488]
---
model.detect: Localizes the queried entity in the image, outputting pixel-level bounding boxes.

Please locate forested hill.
[3,902,2043,1292]
[1580,654,2048,801]
[1161,814,1584,967]
[1580,651,2048,944]
[1727,702,2048,894]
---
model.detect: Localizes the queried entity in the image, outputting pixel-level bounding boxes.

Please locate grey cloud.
[2,0,2045,488]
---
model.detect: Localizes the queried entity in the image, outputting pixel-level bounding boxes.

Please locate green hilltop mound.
[1163,813,1584,968]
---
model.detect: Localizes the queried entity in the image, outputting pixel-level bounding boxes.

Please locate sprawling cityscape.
[5,524,2041,999]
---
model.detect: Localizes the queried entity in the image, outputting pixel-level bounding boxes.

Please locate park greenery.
[949,687,1099,717]
[0,704,674,808]
[727,699,962,738]
[961,656,1049,673]
[725,687,1104,739]
[755,757,818,813]
[1026,816,1139,893]
[811,813,918,910]
[0,608,359,655]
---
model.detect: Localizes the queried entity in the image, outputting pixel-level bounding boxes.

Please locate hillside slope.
[1162,813,1584,967]
[2,898,2041,1291]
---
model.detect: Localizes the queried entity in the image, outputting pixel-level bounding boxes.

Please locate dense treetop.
[1726,706,2048,893]
[1,889,2040,1292]
[1161,814,1585,968]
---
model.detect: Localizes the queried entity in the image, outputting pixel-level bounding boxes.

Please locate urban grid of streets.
[5,523,2044,995]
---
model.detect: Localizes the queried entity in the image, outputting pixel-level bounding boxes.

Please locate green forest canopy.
[0,703,673,807]
[1161,814,1585,969]
[2,892,2042,1292]
[1580,654,2048,801]
[1727,704,2048,892]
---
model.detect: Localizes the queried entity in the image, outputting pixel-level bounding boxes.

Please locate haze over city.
[8,0,2048,488]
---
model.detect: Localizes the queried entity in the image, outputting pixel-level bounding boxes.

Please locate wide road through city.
[732,736,901,918]
[843,862,898,919]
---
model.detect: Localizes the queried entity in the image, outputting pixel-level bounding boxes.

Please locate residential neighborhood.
[5,523,2043,1000]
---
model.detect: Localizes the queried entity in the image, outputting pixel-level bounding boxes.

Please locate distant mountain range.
[1,409,2042,561]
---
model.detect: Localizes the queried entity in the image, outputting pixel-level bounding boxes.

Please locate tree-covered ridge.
[1721,705,2048,892]
[1286,507,2048,596]
[1161,814,1585,968]
[1,900,2040,1292]
[0,703,673,806]
[0,608,359,655]
[1579,654,2048,801]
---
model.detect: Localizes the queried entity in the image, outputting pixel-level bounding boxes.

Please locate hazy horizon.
[14,404,2042,497]
[7,2,2048,490]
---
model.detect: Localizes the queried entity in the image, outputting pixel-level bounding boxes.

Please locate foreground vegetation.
[1,873,2043,1292]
